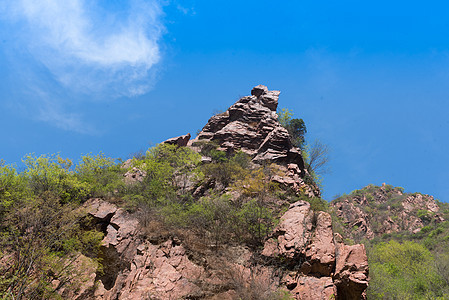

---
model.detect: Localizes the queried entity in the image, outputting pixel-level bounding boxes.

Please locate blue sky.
[1,0,448,201]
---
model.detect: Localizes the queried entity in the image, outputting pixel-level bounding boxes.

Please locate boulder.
[291,276,336,300]
[163,133,191,147]
[305,212,336,276]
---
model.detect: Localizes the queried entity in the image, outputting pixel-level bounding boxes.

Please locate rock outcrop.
[163,133,191,147]
[263,201,369,300]
[188,84,319,197]
[331,184,445,242]
[84,199,204,300]
[73,199,368,300]
[60,85,370,299]
[191,85,301,164]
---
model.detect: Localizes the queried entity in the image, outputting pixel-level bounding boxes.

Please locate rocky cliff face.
[78,198,368,300]
[263,201,369,300]
[331,184,445,242]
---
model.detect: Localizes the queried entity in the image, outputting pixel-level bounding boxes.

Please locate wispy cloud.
[1,0,164,132]
[4,0,164,96]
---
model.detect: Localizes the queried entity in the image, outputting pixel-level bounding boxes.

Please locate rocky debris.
[262,201,368,300]
[163,133,191,147]
[402,193,440,213]
[332,200,374,239]
[190,84,320,197]
[331,184,445,241]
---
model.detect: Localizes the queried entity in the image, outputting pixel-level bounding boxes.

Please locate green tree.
[278,108,307,149]
[22,154,90,203]
[367,240,447,299]
[0,163,29,217]
[76,152,123,198]
[0,193,102,299]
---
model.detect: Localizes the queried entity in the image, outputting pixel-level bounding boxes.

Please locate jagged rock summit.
[171,84,320,197]
[191,84,303,165]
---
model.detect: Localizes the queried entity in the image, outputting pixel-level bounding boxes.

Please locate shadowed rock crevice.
[96,245,130,290]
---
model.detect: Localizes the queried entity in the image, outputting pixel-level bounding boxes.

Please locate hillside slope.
[331,183,446,243]
[331,184,449,299]
[0,85,368,300]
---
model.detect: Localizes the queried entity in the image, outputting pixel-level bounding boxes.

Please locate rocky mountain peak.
[191,84,300,164]
[182,84,320,197]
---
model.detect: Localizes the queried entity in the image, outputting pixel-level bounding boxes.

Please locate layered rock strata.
[191,85,302,165]
[186,84,319,197]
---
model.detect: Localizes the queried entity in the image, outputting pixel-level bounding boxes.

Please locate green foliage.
[76,152,123,198]
[22,154,91,203]
[417,209,432,223]
[235,198,275,245]
[278,108,330,186]
[367,240,449,299]
[0,164,29,216]
[0,193,103,299]
[307,196,329,213]
[162,193,276,248]
[278,108,307,149]
[199,149,251,189]
[232,166,279,199]
[202,160,247,188]
[123,144,202,206]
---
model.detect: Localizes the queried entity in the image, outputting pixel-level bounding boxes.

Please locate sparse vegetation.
[0,142,323,298]
[332,184,449,300]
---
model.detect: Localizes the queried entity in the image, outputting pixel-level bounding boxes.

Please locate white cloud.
[3,0,164,97]
[0,0,165,133]
[37,101,96,134]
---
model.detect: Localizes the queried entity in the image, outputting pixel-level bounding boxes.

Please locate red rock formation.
[76,199,369,300]
[191,85,301,164]
[85,199,204,300]
[262,201,368,300]
[334,243,369,300]
[189,84,320,197]
[163,133,191,147]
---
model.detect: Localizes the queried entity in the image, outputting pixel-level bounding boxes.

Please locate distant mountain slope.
[331,184,449,299]
[330,183,447,243]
